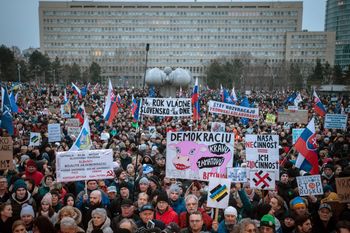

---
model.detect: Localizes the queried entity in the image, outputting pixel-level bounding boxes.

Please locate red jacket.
[155,206,179,225]
[179,208,213,230]
[25,170,44,186]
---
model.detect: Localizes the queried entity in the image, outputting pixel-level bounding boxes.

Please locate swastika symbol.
[252,170,272,189]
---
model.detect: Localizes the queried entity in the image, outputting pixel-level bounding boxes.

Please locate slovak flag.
[313,91,326,117]
[75,103,85,125]
[295,117,319,175]
[69,114,92,151]
[191,77,200,121]
[117,94,121,104]
[131,95,142,121]
[71,82,82,99]
[103,79,118,125]
[294,92,303,107]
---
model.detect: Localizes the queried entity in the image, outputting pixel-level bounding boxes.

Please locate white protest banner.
[207,178,231,209]
[61,103,71,118]
[29,132,41,146]
[211,122,225,132]
[208,100,259,119]
[48,123,61,142]
[66,118,80,127]
[324,114,348,130]
[277,110,308,124]
[0,137,14,170]
[142,98,192,116]
[166,131,234,181]
[227,167,248,182]
[336,177,350,203]
[292,128,305,144]
[250,170,275,190]
[296,175,323,196]
[245,134,279,180]
[67,127,81,138]
[56,149,115,182]
[288,106,298,111]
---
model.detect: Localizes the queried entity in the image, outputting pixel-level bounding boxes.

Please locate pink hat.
[41,192,52,206]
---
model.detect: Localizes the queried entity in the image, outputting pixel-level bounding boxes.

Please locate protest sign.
[0,137,14,170]
[288,106,298,111]
[29,132,41,146]
[249,170,275,190]
[324,114,348,130]
[48,106,59,114]
[56,149,115,182]
[292,128,304,144]
[61,103,71,118]
[277,110,308,124]
[66,118,80,127]
[67,127,81,138]
[48,123,61,142]
[207,178,231,209]
[227,167,248,182]
[208,100,259,119]
[245,134,279,179]
[149,126,156,134]
[142,98,192,117]
[211,122,225,132]
[166,131,234,181]
[296,175,323,196]
[265,113,276,124]
[336,177,350,203]
[101,132,110,141]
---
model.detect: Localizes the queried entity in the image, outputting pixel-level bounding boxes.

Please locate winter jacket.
[86,217,113,233]
[179,208,213,230]
[170,197,186,215]
[155,206,179,225]
[55,206,83,232]
[0,217,14,233]
[10,191,37,221]
[25,169,44,186]
[76,188,110,209]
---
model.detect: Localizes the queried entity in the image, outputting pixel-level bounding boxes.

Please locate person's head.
[156,191,169,213]
[260,214,275,233]
[243,182,253,194]
[318,203,332,222]
[138,192,149,208]
[190,181,201,197]
[139,204,155,224]
[26,159,37,173]
[236,218,258,233]
[13,179,27,199]
[169,184,181,201]
[119,182,130,199]
[60,217,78,233]
[185,194,199,214]
[290,197,307,216]
[118,218,137,233]
[40,193,52,212]
[189,211,204,232]
[0,176,8,190]
[43,175,54,187]
[295,214,312,233]
[50,190,60,205]
[20,204,34,225]
[90,190,102,206]
[12,220,27,233]
[0,202,12,218]
[283,213,296,229]
[107,186,117,200]
[64,193,75,207]
[33,215,55,233]
[336,220,350,233]
[57,206,80,224]
[87,180,98,191]
[121,199,135,217]
[280,172,289,183]
[139,177,150,192]
[269,195,284,212]
[324,164,334,176]
[91,208,107,227]
[222,206,236,225]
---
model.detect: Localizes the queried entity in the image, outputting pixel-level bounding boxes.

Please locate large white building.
[39,1,335,86]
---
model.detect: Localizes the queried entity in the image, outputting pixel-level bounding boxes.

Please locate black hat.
[140,204,154,212]
[121,198,133,207]
[324,163,334,172]
[119,182,129,191]
[156,191,169,204]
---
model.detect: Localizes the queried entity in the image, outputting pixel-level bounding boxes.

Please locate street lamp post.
[142,43,150,89]
[17,64,21,83]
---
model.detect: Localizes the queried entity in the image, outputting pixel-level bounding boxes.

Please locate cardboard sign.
[61,103,71,118]
[48,123,61,142]
[250,170,275,190]
[166,132,234,181]
[324,114,348,130]
[336,177,350,203]
[265,114,276,124]
[208,100,259,119]
[66,118,80,127]
[141,98,192,116]
[292,128,305,144]
[29,132,41,146]
[296,175,323,196]
[278,110,308,124]
[245,134,279,180]
[207,178,231,209]
[227,167,248,182]
[56,149,115,182]
[67,127,81,138]
[211,122,225,132]
[0,137,14,170]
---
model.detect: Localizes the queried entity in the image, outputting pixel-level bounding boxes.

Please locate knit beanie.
[157,191,169,204]
[139,177,150,185]
[13,179,27,192]
[260,214,275,228]
[224,206,238,217]
[119,182,129,191]
[20,204,35,217]
[169,184,181,194]
[41,192,53,206]
[290,196,306,209]
[91,208,107,221]
[26,159,37,168]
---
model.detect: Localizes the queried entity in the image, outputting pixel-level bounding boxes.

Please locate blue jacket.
[170,197,186,215]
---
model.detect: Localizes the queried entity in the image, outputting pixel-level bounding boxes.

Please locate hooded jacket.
[10,191,37,221]
[86,217,113,233]
[155,206,179,225]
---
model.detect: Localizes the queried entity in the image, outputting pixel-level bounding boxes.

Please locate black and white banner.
[141,98,192,116]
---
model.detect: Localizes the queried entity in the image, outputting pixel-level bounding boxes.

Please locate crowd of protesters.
[0,82,349,233]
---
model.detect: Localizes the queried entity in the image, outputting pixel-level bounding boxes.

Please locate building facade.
[325,0,350,70]
[39,1,335,86]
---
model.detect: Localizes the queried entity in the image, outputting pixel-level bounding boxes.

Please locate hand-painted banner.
[48,123,61,142]
[66,118,80,127]
[207,178,231,209]
[29,132,41,146]
[336,177,350,203]
[141,98,192,116]
[211,122,225,132]
[67,127,81,138]
[208,100,259,119]
[227,167,248,182]
[250,170,275,190]
[265,114,276,124]
[56,149,115,182]
[245,134,279,180]
[297,175,323,196]
[166,131,234,181]
[324,114,348,130]
[0,137,14,170]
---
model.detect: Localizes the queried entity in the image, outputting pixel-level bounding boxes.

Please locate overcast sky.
[0,0,327,50]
